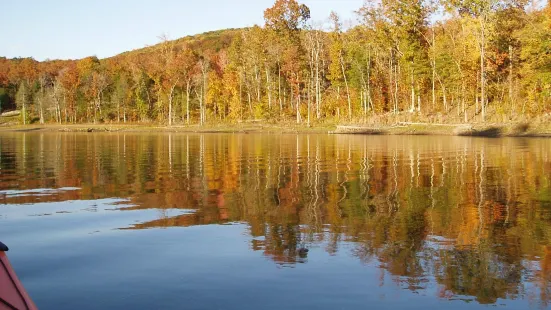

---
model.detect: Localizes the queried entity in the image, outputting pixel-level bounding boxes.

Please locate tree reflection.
[1,132,550,305]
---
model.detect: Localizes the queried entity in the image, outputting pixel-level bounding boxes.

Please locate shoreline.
[0,122,550,137]
[0,123,332,134]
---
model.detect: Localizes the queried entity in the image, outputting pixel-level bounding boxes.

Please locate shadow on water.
[0,132,551,307]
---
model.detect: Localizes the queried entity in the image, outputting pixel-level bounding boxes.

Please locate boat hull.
[0,251,37,310]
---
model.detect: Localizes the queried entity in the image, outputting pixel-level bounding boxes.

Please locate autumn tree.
[35,71,51,124]
[197,54,210,125]
[178,47,198,124]
[444,0,528,120]
[147,35,182,125]
[303,22,326,121]
[13,58,38,124]
[58,63,80,123]
[264,0,311,123]
[328,11,352,119]
[128,54,153,122]
[517,2,551,115]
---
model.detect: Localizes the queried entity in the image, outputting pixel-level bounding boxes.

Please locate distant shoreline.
[0,122,550,137]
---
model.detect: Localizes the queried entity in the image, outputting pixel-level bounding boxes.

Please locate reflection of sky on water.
[0,187,81,197]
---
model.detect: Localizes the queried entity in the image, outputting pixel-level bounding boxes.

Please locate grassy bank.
[1,118,550,137]
[0,122,334,134]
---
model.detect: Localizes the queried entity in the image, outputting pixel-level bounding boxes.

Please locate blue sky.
[1,0,363,61]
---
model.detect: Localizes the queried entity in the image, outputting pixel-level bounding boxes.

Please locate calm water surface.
[1,133,550,309]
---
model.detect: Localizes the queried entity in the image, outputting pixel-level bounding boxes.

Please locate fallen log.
[330,126,385,135]
[1,110,21,117]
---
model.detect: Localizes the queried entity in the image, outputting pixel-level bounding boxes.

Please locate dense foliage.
[1,0,550,125]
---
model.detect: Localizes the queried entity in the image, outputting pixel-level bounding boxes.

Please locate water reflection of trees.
[1,133,550,305]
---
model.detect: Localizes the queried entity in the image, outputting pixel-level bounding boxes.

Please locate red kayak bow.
[0,242,37,310]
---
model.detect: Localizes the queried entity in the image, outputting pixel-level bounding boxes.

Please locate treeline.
[1,0,550,125]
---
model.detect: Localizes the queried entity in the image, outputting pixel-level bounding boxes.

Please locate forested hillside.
[1,0,550,126]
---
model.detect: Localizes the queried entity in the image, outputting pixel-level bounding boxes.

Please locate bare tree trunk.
[410,66,415,113]
[117,99,121,123]
[52,82,62,124]
[315,44,321,119]
[239,70,243,121]
[278,62,282,113]
[254,64,261,102]
[20,82,27,125]
[389,50,394,114]
[95,90,103,124]
[186,81,191,124]
[38,98,44,125]
[394,62,399,114]
[308,46,314,126]
[38,78,45,124]
[341,54,352,120]
[480,18,487,122]
[198,88,204,125]
[308,73,312,127]
[509,44,514,117]
[290,83,294,110]
[438,77,448,113]
[432,30,436,111]
[463,79,467,122]
[200,59,209,125]
[168,85,175,126]
[22,103,26,125]
[64,93,67,124]
[361,91,364,116]
[248,91,253,117]
[358,61,368,116]
[476,70,479,114]
[98,93,103,122]
[283,86,286,111]
[320,57,325,116]
[297,83,301,124]
[94,99,97,124]
[367,49,372,113]
[266,65,272,110]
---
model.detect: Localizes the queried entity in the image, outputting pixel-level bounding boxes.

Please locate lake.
[0,132,550,309]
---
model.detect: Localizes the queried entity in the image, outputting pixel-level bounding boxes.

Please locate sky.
[1,0,364,61]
